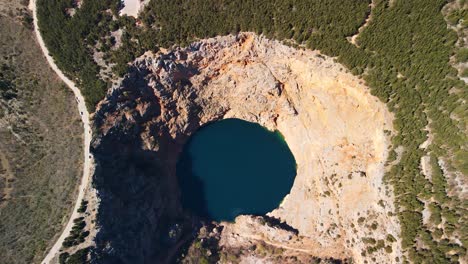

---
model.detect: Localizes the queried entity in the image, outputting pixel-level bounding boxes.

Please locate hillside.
[0,1,83,263]
[27,0,468,263]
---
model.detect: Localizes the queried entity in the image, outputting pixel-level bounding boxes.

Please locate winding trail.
[28,1,94,263]
[347,0,375,47]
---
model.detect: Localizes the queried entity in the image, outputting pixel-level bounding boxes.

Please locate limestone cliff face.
[91,33,401,263]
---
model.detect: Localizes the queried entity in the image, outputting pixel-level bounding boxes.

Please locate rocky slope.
[91,33,400,263]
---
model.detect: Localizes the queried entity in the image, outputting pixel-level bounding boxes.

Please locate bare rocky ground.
[442,0,468,199]
[0,1,83,263]
[90,33,401,263]
[119,0,149,18]
[443,0,468,83]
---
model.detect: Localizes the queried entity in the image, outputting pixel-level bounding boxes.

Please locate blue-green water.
[177,118,296,222]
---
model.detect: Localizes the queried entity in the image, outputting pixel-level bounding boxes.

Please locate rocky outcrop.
[91,33,400,263]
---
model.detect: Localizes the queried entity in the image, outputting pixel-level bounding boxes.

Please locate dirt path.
[347,0,375,47]
[246,235,315,254]
[28,1,94,263]
[240,234,347,258]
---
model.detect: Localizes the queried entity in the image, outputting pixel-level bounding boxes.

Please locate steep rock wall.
[91,33,400,263]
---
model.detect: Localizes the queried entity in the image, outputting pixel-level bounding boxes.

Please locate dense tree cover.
[62,217,89,248]
[357,1,467,262]
[36,0,121,111]
[127,0,371,75]
[37,0,467,262]
[142,0,368,43]
[59,247,90,264]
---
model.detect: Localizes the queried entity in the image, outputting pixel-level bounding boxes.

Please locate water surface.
[177,118,296,221]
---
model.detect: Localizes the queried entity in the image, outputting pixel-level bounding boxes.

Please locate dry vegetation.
[36,0,467,262]
[0,1,83,263]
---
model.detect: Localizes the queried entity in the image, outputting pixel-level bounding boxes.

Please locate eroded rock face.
[91,33,400,263]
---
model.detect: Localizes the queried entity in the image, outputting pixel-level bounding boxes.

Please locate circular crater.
[92,33,398,262]
[177,118,296,221]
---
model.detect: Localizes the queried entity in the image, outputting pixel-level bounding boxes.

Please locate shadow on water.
[176,148,212,220]
[176,118,297,222]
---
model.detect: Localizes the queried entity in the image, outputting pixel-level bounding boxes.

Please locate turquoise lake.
[177,118,296,222]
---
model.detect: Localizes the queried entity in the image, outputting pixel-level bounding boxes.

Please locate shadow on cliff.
[91,120,187,264]
[90,60,205,264]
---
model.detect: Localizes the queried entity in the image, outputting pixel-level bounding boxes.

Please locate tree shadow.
[262,215,299,235]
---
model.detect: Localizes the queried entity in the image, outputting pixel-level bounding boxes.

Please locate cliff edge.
[91,33,400,263]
